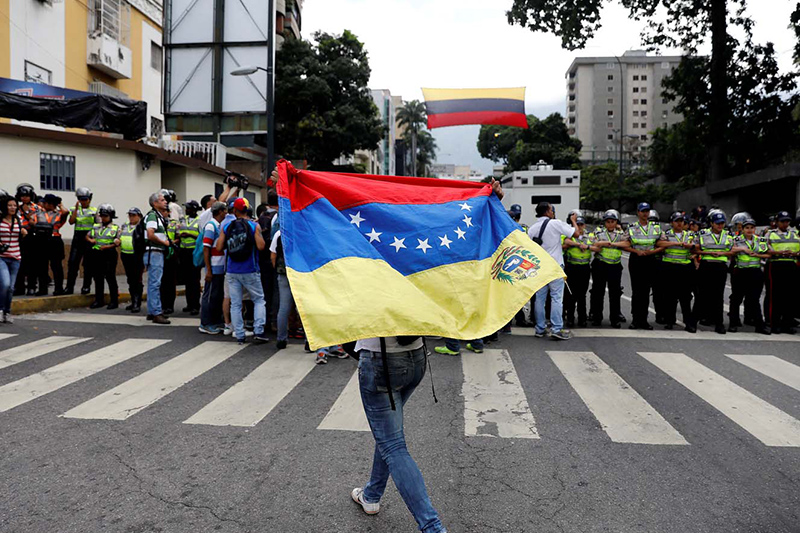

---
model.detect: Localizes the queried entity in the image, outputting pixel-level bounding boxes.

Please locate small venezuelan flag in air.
[422,87,528,129]
[276,160,563,350]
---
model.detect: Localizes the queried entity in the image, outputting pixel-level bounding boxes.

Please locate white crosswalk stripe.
[184,345,316,427]
[724,354,800,393]
[548,351,687,445]
[20,312,199,327]
[0,336,91,371]
[62,341,246,421]
[0,339,169,414]
[640,352,800,447]
[0,333,17,342]
[318,370,370,432]
[462,348,538,439]
[511,327,800,342]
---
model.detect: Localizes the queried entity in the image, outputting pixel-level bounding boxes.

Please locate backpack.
[225,218,255,262]
[132,214,148,256]
[193,219,213,268]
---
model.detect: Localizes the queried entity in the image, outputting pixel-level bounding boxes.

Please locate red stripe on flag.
[427,111,529,129]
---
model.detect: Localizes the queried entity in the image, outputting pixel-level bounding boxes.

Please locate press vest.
[90,223,119,251]
[119,223,136,254]
[661,230,693,265]
[767,229,800,262]
[178,216,200,249]
[594,229,624,265]
[71,206,98,232]
[698,230,733,262]
[734,235,768,269]
[565,233,593,265]
[627,221,662,251]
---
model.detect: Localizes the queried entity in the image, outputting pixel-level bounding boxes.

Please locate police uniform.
[15,200,41,295]
[659,228,696,330]
[590,227,625,327]
[764,221,799,333]
[626,220,663,328]
[66,205,98,294]
[119,220,143,312]
[563,231,593,327]
[694,228,734,332]
[160,216,180,314]
[31,206,68,296]
[729,233,769,332]
[177,213,201,313]
[89,220,120,307]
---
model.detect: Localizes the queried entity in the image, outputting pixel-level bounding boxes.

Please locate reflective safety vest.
[166,217,180,242]
[71,206,98,232]
[661,230,694,265]
[119,223,136,254]
[178,216,200,249]
[18,202,40,229]
[698,230,733,262]
[90,223,120,251]
[767,229,800,262]
[734,235,768,269]
[33,210,65,237]
[565,233,593,265]
[627,221,662,251]
[594,229,624,265]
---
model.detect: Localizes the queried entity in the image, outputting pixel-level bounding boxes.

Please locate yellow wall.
[0,0,10,78]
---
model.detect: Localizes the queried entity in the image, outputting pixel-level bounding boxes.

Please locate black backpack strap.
[379,337,396,411]
[536,218,551,242]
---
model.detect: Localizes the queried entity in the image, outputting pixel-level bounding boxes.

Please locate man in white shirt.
[527,202,575,340]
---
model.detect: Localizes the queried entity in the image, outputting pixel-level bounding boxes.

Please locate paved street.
[1,300,799,533]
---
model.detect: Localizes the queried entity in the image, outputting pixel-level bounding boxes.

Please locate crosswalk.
[1,333,800,447]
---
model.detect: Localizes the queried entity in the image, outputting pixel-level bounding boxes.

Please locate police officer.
[178,200,202,315]
[160,204,181,316]
[65,187,98,295]
[623,202,663,330]
[656,212,696,332]
[729,218,770,334]
[590,210,626,328]
[31,194,69,296]
[764,211,799,334]
[563,216,592,328]
[694,211,734,334]
[14,184,40,295]
[120,208,144,313]
[508,204,527,233]
[87,204,121,309]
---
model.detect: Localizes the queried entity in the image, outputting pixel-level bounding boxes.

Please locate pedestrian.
[14,183,40,296]
[764,211,799,334]
[434,338,484,356]
[257,192,280,332]
[1,194,26,323]
[590,210,627,328]
[160,204,180,316]
[143,191,172,324]
[120,208,144,313]
[31,194,68,296]
[65,187,97,295]
[199,201,228,335]
[729,218,770,334]
[562,216,593,328]
[656,212,697,332]
[215,197,269,345]
[624,202,663,330]
[270,229,294,350]
[86,204,121,309]
[694,211,735,334]
[527,202,575,340]
[178,200,202,315]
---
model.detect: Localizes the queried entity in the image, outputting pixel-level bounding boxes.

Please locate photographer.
[1,194,26,323]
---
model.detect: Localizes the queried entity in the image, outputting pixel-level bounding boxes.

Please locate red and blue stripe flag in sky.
[276,161,563,349]
[422,87,529,129]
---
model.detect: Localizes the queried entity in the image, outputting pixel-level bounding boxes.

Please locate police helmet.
[777,211,792,222]
[507,209,521,221]
[730,212,751,226]
[75,187,93,201]
[603,209,619,221]
[707,208,725,221]
[184,200,201,213]
[648,210,660,222]
[165,190,177,204]
[0,188,8,198]
[509,204,522,215]
[670,211,687,222]
[98,203,116,219]
[710,211,726,225]
[127,207,143,217]
[742,218,756,228]
[566,209,582,225]
[16,183,35,201]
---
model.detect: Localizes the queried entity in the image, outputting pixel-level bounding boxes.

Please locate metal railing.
[159,140,227,168]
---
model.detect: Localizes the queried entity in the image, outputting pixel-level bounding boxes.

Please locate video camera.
[225,171,250,191]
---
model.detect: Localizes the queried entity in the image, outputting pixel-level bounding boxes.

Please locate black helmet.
[184,200,201,213]
[16,183,35,201]
[0,188,8,198]
[509,204,522,215]
[166,190,177,204]
[98,203,116,219]
[127,207,143,217]
[602,209,619,221]
[76,187,93,201]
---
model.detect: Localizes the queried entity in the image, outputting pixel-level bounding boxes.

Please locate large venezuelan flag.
[277,161,563,349]
[422,87,528,129]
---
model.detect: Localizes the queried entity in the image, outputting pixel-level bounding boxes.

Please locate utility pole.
[616,55,625,211]
[266,0,276,175]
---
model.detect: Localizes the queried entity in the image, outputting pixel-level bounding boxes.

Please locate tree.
[581,162,676,212]
[477,113,581,171]
[396,100,427,176]
[275,30,384,170]
[413,130,438,176]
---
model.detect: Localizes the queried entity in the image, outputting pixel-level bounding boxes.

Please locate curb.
[12,288,186,315]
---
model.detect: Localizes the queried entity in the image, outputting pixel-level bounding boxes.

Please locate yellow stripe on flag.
[422,87,526,102]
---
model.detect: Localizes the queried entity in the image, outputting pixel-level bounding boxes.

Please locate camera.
[225,171,250,191]
[0,243,9,254]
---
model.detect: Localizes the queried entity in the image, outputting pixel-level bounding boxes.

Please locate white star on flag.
[416,238,432,254]
[366,228,382,243]
[462,215,473,228]
[459,202,472,212]
[390,236,406,252]
[454,227,466,240]
[438,235,452,249]
[349,212,365,228]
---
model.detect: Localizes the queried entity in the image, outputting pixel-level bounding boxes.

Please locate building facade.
[565,50,683,165]
[371,89,395,176]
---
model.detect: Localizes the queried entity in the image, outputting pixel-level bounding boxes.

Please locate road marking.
[0,336,91,371]
[639,352,800,447]
[317,370,370,432]
[547,351,687,445]
[62,341,246,421]
[184,345,316,427]
[0,339,168,414]
[462,348,538,439]
[20,313,199,327]
[0,334,16,342]
[510,327,800,342]
[724,354,800,393]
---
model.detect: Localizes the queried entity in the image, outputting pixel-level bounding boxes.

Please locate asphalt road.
[1,299,799,533]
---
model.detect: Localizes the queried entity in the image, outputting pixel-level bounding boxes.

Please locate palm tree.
[414,130,438,176]
[396,100,427,176]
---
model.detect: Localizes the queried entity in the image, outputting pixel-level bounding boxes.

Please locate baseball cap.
[670,211,686,222]
[509,204,522,214]
[710,212,726,224]
[127,207,143,216]
[743,218,756,227]
[637,202,651,212]
[233,197,250,212]
[575,216,586,225]
[777,211,792,221]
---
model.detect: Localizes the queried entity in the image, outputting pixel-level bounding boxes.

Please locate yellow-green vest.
[178,216,200,249]
[119,223,136,254]
[734,235,768,269]
[594,229,624,265]
[661,230,693,265]
[698,230,733,262]
[767,229,800,262]
[565,233,593,265]
[71,206,98,232]
[627,221,662,251]
[90,223,120,251]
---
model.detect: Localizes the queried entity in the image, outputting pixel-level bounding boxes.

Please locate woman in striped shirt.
[0,195,27,323]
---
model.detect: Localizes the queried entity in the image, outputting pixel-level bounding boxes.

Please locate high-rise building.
[565,50,683,165]
[371,89,396,176]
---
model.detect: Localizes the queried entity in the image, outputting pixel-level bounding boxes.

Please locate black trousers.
[695,261,727,327]
[260,258,278,327]
[66,231,92,291]
[652,259,667,321]
[178,248,201,310]
[628,254,658,326]
[729,267,764,327]
[590,259,622,325]
[92,248,119,303]
[661,262,695,327]
[564,262,590,324]
[121,252,143,299]
[15,234,37,293]
[764,261,798,329]
[34,234,65,294]
[200,273,225,328]
[160,252,177,312]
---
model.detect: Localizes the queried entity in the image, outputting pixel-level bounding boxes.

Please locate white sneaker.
[2,311,12,324]
[351,488,379,515]
[223,325,233,336]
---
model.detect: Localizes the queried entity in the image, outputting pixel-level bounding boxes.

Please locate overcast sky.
[303,0,798,174]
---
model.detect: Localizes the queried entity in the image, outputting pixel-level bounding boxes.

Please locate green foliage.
[476,114,581,171]
[580,162,677,212]
[396,100,427,137]
[396,100,430,176]
[413,130,438,176]
[275,30,384,170]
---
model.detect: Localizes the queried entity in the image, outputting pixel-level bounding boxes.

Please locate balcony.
[87,0,132,79]
[159,139,227,168]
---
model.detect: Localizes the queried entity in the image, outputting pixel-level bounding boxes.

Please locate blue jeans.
[359,348,445,533]
[535,276,565,334]
[0,257,21,313]
[444,338,484,353]
[228,272,266,341]
[143,251,164,316]
[277,274,296,342]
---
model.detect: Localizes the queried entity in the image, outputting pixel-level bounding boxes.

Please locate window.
[633,75,639,81]
[633,111,639,117]
[662,110,668,118]
[607,134,614,140]
[641,122,647,128]
[24,61,52,84]
[641,111,648,117]
[641,86,647,93]
[569,94,575,101]
[568,117,575,124]
[534,176,562,185]
[151,41,162,72]
[150,116,163,138]
[633,123,639,129]
[568,105,576,112]
[661,62,670,69]
[633,99,639,105]
[88,0,132,47]
[607,98,614,105]
[641,75,648,81]
[607,86,614,93]
[608,74,614,81]
[569,72,575,79]
[662,122,668,128]
[531,195,562,205]
[40,153,76,192]
[607,110,614,117]
[641,99,648,105]
[566,177,574,184]
[607,63,615,69]
[607,121,614,128]
[632,87,639,93]
[641,135,648,141]
[519,178,529,185]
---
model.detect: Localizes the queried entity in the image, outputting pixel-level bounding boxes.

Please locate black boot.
[89,300,104,309]
[107,295,119,310]
[130,296,141,313]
